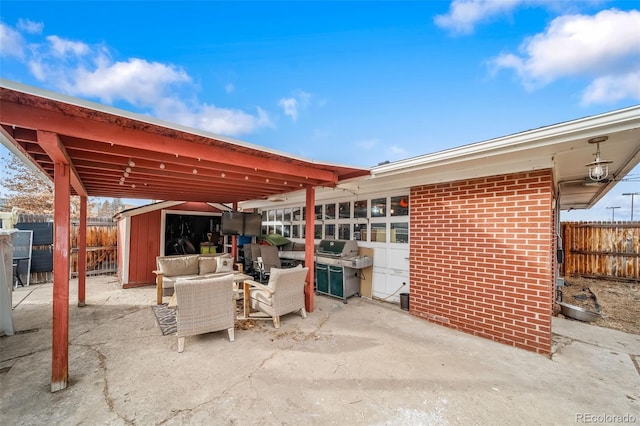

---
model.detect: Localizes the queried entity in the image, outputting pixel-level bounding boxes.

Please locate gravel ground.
[560,277,640,335]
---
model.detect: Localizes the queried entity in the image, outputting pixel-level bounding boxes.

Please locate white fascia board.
[207,203,233,211]
[115,201,185,220]
[372,105,640,177]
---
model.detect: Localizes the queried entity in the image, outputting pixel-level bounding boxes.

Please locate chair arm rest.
[245,279,274,295]
[153,270,163,276]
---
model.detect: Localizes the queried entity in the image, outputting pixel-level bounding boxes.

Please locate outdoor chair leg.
[227,328,235,342]
[273,316,280,329]
[178,337,185,353]
[300,308,307,319]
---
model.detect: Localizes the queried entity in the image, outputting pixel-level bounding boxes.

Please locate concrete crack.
[0,347,49,363]
[72,306,147,341]
[93,347,135,425]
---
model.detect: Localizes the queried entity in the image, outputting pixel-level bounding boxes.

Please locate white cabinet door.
[371,246,410,302]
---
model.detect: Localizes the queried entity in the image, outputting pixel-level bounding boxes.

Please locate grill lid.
[317,239,358,257]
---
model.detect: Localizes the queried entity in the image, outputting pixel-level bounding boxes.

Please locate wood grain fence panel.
[561,222,639,281]
[16,214,117,282]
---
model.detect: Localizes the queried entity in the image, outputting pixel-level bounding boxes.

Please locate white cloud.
[435,0,525,35]
[156,98,273,136]
[435,0,608,35]
[278,97,299,121]
[46,35,90,57]
[490,9,640,103]
[581,71,640,105]
[225,83,234,93]
[278,90,312,122]
[3,21,272,137]
[387,145,408,159]
[68,58,191,105]
[17,19,43,34]
[0,22,25,58]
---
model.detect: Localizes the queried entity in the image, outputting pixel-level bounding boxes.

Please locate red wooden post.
[78,196,87,307]
[52,162,71,392]
[304,187,315,312]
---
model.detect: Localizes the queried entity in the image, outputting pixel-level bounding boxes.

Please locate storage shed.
[115,201,229,288]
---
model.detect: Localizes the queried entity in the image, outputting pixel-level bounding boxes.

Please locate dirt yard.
[559,277,640,335]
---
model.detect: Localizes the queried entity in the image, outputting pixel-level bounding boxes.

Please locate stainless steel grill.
[315,239,372,303]
[316,239,373,269]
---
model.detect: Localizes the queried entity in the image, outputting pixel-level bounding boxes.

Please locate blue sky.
[1,0,639,220]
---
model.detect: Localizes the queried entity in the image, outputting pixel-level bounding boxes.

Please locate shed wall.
[409,170,555,355]
[118,202,223,288]
[124,210,162,288]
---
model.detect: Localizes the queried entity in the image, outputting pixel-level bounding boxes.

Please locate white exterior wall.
[257,189,410,303]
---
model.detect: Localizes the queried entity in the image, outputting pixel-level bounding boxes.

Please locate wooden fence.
[16,214,117,283]
[561,221,640,282]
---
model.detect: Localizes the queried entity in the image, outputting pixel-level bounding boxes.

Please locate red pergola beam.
[37,130,88,197]
[1,97,338,185]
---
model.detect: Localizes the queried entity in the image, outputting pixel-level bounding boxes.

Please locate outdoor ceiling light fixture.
[585,136,612,182]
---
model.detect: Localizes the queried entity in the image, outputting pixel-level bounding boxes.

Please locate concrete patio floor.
[1,276,639,425]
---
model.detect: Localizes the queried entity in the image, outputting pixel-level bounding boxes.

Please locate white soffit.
[372,105,640,178]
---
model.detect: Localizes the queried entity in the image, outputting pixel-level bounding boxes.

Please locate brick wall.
[409,170,555,355]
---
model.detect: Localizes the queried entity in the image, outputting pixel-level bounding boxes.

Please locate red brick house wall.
[409,170,555,355]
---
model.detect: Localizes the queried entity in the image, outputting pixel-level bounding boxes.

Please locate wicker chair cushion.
[198,256,218,275]
[158,255,199,277]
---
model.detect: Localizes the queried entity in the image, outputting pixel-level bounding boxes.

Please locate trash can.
[399,293,410,311]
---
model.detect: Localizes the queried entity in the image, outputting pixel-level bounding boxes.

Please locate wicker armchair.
[248,265,309,329]
[174,274,236,352]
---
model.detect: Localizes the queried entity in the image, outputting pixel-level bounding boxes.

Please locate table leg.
[243,281,250,319]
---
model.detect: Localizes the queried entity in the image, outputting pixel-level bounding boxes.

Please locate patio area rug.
[151,304,177,335]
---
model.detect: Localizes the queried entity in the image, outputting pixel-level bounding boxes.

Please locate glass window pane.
[354,223,367,241]
[324,224,335,239]
[301,224,306,238]
[292,207,301,221]
[371,198,386,217]
[339,202,350,219]
[314,224,322,239]
[338,224,351,240]
[283,224,291,238]
[390,196,409,216]
[261,225,267,235]
[302,207,306,221]
[315,205,322,220]
[390,222,408,243]
[276,209,283,221]
[275,224,283,235]
[325,203,336,220]
[262,211,268,221]
[284,208,291,221]
[371,223,386,242]
[354,200,367,218]
[292,224,300,238]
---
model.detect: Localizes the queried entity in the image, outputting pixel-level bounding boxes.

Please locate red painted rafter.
[37,131,88,197]
[63,138,323,188]
[0,96,339,183]
[0,86,369,203]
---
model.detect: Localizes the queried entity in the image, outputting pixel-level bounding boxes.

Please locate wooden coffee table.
[167,273,252,308]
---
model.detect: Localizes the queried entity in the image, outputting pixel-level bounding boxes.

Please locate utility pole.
[622,192,640,221]
[606,206,620,222]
